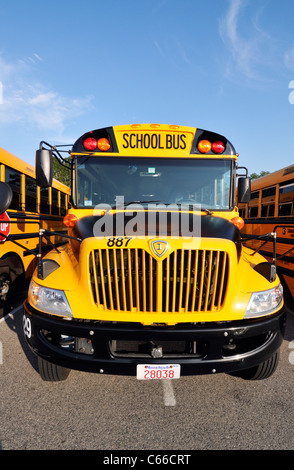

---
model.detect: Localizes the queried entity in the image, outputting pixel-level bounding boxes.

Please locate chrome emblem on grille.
[150,239,168,258]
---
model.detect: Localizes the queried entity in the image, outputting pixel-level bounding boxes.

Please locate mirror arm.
[39,141,72,170]
[236,165,249,177]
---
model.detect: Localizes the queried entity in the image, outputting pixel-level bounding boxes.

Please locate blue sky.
[0,0,294,175]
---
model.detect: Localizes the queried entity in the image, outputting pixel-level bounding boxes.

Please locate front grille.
[89,248,229,314]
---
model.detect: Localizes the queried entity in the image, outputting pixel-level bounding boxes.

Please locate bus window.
[262,186,276,198]
[260,186,276,218]
[239,207,246,218]
[249,206,258,218]
[51,188,59,215]
[76,157,233,210]
[278,202,293,217]
[250,191,259,201]
[261,203,275,218]
[40,187,50,214]
[5,166,22,211]
[25,175,37,212]
[268,204,275,217]
[261,205,267,217]
[279,181,294,217]
[60,192,67,216]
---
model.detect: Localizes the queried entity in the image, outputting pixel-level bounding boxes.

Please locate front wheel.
[38,357,71,382]
[230,351,280,380]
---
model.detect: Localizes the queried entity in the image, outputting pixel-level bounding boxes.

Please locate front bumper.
[23,300,286,376]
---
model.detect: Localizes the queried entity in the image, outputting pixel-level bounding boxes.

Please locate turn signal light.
[231,216,245,230]
[63,213,78,228]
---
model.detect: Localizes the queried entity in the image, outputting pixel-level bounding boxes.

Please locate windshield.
[74,157,233,210]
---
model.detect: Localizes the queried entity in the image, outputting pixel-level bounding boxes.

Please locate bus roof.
[251,164,294,191]
[0,146,70,193]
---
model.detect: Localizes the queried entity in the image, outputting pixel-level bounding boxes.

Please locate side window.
[261,204,275,218]
[268,204,275,217]
[25,175,37,212]
[279,202,293,217]
[279,182,294,217]
[40,187,50,214]
[249,206,258,218]
[51,188,59,215]
[60,192,67,216]
[5,166,22,210]
[250,191,259,201]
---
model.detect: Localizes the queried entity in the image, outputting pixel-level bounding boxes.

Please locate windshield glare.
[75,157,232,210]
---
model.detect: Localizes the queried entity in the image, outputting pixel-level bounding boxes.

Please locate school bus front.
[23,125,285,381]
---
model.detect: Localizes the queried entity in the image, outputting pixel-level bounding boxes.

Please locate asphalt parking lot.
[1,302,294,452]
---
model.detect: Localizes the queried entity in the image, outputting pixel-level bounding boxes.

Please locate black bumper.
[23,300,286,376]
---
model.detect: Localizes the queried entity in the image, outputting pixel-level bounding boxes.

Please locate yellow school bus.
[21,124,285,381]
[239,164,294,312]
[0,146,70,316]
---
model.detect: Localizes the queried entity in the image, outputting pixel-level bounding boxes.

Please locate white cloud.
[218,0,275,82]
[0,55,91,134]
[285,46,294,71]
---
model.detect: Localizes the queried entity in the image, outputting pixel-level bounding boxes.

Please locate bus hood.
[73,211,241,243]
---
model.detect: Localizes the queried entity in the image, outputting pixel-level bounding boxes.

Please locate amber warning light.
[231,216,245,230]
[63,213,78,228]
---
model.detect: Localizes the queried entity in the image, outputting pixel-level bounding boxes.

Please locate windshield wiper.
[107,200,212,215]
[108,200,162,210]
[172,203,212,215]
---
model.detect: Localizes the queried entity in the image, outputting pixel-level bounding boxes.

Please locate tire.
[38,356,71,382]
[0,254,25,317]
[231,350,280,380]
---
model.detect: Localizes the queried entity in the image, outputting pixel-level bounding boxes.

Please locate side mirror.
[238,177,251,204]
[0,182,13,214]
[36,149,53,188]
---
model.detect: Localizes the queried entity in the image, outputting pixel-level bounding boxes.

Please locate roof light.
[198,140,211,153]
[231,216,245,230]
[63,213,78,228]
[97,138,111,151]
[211,141,225,154]
[83,137,97,151]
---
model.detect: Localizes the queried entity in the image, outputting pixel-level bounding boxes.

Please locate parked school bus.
[0,147,70,317]
[239,164,294,313]
[17,124,285,381]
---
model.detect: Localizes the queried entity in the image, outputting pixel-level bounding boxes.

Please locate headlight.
[28,280,72,319]
[244,283,283,319]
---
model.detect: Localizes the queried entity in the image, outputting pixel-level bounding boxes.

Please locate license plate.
[136,364,181,380]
